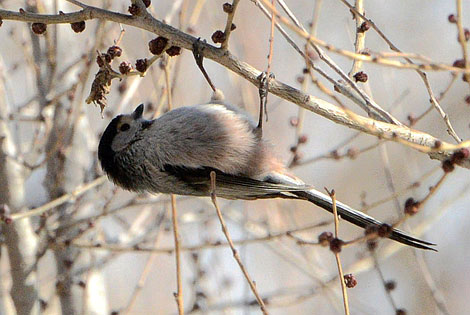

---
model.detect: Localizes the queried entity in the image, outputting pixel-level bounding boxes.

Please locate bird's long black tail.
[293,189,436,251]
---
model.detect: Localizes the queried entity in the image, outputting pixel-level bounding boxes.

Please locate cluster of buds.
[317,232,345,253]
[288,118,309,165]
[96,46,122,68]
[289,134,308,165]
[148,36,181,59]
[135,58,148,73]
[442,148,469,173]
[210,3,238,45]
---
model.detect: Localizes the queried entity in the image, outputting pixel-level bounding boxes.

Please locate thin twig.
[272,0,400,125]
[393,172,449,228]
[456,0,470,85]
[256,0,276,134]
[379,144,451,314]
[209,172,268,315]
[0,5,468,166]
[327,183,470,295]
[163,58,174,111]
[163,50,183,314]
[9,176,106,221]
[339,0,462,143]
[68,221,330,253]
[171,194,184,315]
[288,1,322,164]
[348,0,365,77]
[221,0,240,50]
[66,0,88,9]
[372,253,399,311]
[326,189,350,315]
[122,231,163,315]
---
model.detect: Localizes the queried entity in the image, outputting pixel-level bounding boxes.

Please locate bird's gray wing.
[162,164,309,199]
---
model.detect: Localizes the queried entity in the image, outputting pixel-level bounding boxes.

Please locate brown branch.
[210,172,268,315]
[68,221,330,253]
[171,195,184,315]
[339,0,462,143]
[348,0,366,77]
[456,0,470,85]
[221,0,240,49]
[393,172,449,228]
[372,253,400,312]
[270,0,401,125]
[8,176,106,221]
[378,144,451,314]
[326,189,350,315]
[1,5,469,168]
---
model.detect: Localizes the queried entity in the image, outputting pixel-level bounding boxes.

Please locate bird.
[98,102,435,250]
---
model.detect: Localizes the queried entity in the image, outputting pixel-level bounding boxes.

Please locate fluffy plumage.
[98,103,435,250]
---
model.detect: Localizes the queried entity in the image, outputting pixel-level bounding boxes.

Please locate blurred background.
[0,0,469,314]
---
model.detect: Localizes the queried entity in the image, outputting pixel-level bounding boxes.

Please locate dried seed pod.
[353,71,368,82]
[166,46,181,57]
[448,14,457,23]
[318,231,333,247]
[119,61,132,74]
[107,46,122,59]
[344,274,357,288]
[128,4,140,15]
[149,37,168,55]
[329,238,343,253]
[377,223,392,238]
[32,23,47,35]
[442,160,454,173]
[211,30,226,44]
[453,59,465,68]
[223,3,233,13]
[358,21,370,32]
[71,21,86,33]
[385,280,396,291]
[135,58,148,73]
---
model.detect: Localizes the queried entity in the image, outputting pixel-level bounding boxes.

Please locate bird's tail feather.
[293,189,436,251]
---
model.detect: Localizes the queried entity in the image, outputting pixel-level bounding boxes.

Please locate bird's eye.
[120,123,130,132]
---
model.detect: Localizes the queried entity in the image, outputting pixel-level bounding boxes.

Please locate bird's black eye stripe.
[120,123,130,132]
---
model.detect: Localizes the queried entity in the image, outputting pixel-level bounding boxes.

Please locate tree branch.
[1,6,468,168]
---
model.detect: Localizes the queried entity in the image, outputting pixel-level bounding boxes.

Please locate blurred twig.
[210,172,268,315]
[9,176,106,221]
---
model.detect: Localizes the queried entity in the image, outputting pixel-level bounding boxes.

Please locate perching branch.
[0,5,469,169]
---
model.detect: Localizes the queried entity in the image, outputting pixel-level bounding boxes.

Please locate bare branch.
[10,176,106,221]
[210,172,268,315]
